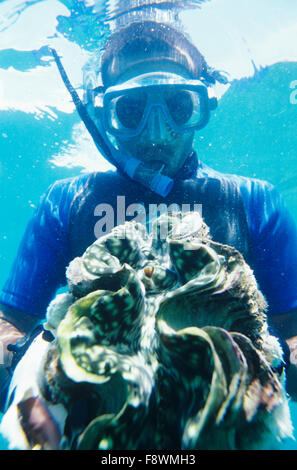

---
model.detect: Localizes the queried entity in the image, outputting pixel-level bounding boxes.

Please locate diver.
[1,20,297,412]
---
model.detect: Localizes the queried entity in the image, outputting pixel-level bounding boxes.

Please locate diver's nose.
[146,106,169,142]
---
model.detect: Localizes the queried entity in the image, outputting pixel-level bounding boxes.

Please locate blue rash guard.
[1,162,297,321]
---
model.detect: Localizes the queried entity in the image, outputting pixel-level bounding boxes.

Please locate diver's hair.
[100,20,228,87]
[82,20,228,99]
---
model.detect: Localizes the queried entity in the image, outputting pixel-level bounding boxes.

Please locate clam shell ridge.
[39,211,292,450]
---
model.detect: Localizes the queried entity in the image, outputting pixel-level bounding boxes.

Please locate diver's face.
[116,108,195,178]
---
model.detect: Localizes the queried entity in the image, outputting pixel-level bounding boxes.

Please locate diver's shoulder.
[46,170,117,194]
[48,171,95,189]
[197,162,274,194]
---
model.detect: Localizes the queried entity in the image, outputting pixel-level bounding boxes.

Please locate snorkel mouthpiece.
[106,150,173,198]
[51,48,174,197]
[151,172,174,197]
[126,158,174,197]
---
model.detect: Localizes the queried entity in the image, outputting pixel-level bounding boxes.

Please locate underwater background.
[1,0,297,450]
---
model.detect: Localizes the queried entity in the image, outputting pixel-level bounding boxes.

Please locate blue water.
[1,0,297,450]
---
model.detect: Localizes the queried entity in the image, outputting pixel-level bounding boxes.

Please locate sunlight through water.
[1,0,297,450]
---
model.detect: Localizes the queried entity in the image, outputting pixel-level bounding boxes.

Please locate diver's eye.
[116,92,146,129]
[165,90,194,126]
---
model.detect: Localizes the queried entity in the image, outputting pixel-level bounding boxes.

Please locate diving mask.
[93,72,217,138]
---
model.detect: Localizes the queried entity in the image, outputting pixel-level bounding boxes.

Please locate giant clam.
[0,211,293,450]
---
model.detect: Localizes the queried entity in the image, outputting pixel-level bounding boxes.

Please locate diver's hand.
[0,304,40,369]
[0,317,24,368]
[285,336,297,401]
[0,304,40,396]
[0,317,62,449]
[269,310,297,400]
[0,317,25,405]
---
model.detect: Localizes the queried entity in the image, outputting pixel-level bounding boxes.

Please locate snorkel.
[51,49,174,197]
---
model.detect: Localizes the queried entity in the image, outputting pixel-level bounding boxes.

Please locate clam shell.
[29,212,291,449]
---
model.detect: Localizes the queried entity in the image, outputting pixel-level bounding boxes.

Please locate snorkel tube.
[51,49,173,197]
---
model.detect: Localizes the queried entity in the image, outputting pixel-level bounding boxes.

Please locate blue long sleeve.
[0,175,87,317]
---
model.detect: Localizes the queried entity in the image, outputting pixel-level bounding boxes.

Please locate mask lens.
[165,89,193,125]
[114,90,146,130]
[165,89,202,127]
